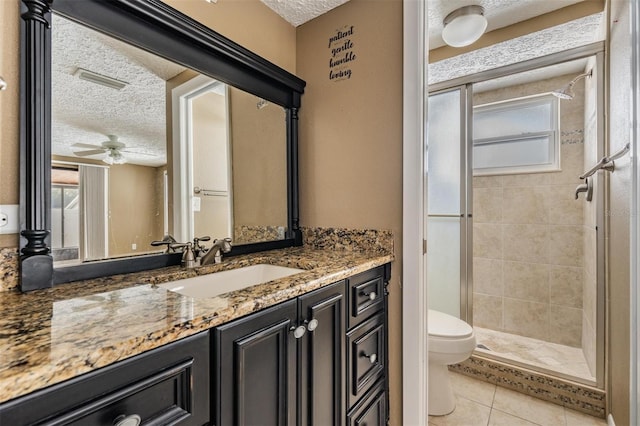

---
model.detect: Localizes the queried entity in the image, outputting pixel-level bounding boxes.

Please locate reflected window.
[473,94,560,175]
[51,167,80,261]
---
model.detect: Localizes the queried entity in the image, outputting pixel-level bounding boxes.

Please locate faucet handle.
[151,234,178,253]
[170,242,196,268]
[216,237,232,253]
[193,236,211,257]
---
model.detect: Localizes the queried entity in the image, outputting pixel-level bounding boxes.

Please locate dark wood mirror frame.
[19,0,306,291]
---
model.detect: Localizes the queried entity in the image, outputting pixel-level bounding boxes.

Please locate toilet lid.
[428,309,473,338]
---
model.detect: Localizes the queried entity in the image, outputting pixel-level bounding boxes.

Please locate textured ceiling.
[52,14,186,167]
[260,0,349,26]
[429,12,604,85]
[428,0,585,49]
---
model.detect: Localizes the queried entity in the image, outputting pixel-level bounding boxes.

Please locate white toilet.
[428,309,476,416]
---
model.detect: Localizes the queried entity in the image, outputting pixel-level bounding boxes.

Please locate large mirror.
[19,0,305,290]
[50,14,288,264]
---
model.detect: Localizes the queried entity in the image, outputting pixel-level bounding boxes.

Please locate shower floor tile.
[473,327,595,382]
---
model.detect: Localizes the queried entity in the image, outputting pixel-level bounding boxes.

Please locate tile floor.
[428,372,607,426]
[474,327,595,382]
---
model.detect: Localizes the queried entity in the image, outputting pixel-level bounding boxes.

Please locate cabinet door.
[213,299,297,426]
[298,281,346,426]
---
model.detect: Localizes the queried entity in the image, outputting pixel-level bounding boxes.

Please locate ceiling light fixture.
[103,149,126,165]
[441,5,487,48]
[74,68,129,90]
[552,70,593,100]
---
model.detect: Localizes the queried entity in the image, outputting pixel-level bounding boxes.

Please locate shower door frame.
[429,42,607,389]
[426,85,474,323]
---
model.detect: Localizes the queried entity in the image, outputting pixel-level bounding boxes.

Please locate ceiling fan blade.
[121,149,159,156]
[73,149,106,157]
[72,143,103,149]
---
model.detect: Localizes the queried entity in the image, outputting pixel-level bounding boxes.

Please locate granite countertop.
[0,247,393,405]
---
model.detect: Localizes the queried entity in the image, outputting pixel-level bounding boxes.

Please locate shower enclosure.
[427,45,606,387]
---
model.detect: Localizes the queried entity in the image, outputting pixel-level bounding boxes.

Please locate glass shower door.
[426,86,472,321]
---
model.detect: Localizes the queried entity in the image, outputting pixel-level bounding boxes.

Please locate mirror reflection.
[51,14,288,265]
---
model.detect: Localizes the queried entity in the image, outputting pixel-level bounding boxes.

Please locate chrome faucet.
[574,177,593,201]
[170,242,196,268]
[200,238,232,265]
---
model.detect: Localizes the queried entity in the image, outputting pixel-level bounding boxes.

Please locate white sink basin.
[158,264,305,299]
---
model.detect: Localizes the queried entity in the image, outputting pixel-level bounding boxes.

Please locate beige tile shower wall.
[581,57,598,376]
[473,74,586,347]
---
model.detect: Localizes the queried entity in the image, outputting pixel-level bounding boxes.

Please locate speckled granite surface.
[451,355,606,418]
[0,246,393,405]
[0,247,19,292]
[302,227,393,255]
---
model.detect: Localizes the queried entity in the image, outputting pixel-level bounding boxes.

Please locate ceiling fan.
[72,135,144,165]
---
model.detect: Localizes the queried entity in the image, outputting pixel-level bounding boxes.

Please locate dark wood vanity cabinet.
[213,264,390,426]
[0,332,210,426]
[0,266,388,426]
[345,266,389,426]
[213,280,346,426]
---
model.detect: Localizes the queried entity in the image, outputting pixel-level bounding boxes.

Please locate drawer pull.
[291,325,307,339]
[361,290,377,301]
[361,352,377,364]
[113,414,141,426]
[306,318,319,332]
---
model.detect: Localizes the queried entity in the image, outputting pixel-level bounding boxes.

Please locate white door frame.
[630,0,640,423]
[171,74,233,242]
[402,0,428,424]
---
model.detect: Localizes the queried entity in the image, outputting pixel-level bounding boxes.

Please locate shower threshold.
[473,326,596,384]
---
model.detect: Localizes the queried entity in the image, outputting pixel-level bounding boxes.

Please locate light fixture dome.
[442,5,487,48]
[103,149,126,165]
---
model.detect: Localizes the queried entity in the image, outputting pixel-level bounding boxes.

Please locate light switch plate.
[192,196,201,212]
[0,204,19,234]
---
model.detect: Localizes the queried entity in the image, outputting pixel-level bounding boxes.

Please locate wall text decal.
[328,25,356,81]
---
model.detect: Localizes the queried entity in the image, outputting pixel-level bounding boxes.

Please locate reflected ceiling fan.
[72,135,149,165]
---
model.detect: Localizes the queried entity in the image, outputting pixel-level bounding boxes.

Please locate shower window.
[473,93,559,175]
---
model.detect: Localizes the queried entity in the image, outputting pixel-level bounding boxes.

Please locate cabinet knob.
[306,318,319,332]
[291,325,306,339]
[361,290,377,301]
[361,352,377,364]
[113,414,141,426]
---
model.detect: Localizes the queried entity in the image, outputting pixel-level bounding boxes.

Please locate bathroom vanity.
[0,248,392,425]
[8,1,393,423]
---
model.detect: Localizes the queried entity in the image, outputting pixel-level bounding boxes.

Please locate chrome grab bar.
[579,142,630,180]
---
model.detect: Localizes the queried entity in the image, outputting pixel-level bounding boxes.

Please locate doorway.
[426,48,606,387]
[172,75,233,243]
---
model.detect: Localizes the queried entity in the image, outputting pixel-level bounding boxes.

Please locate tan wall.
[229,87,287,230]
[108,163,164,257]
[606,0,631,423]
[472,74,586,351]
[0,0,21,248]
[296,0,403,423]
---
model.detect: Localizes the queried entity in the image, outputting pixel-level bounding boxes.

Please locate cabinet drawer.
[0,332,209,426]
[347,382,387,426]
[347,267,384,329]
[346,314,385,408]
